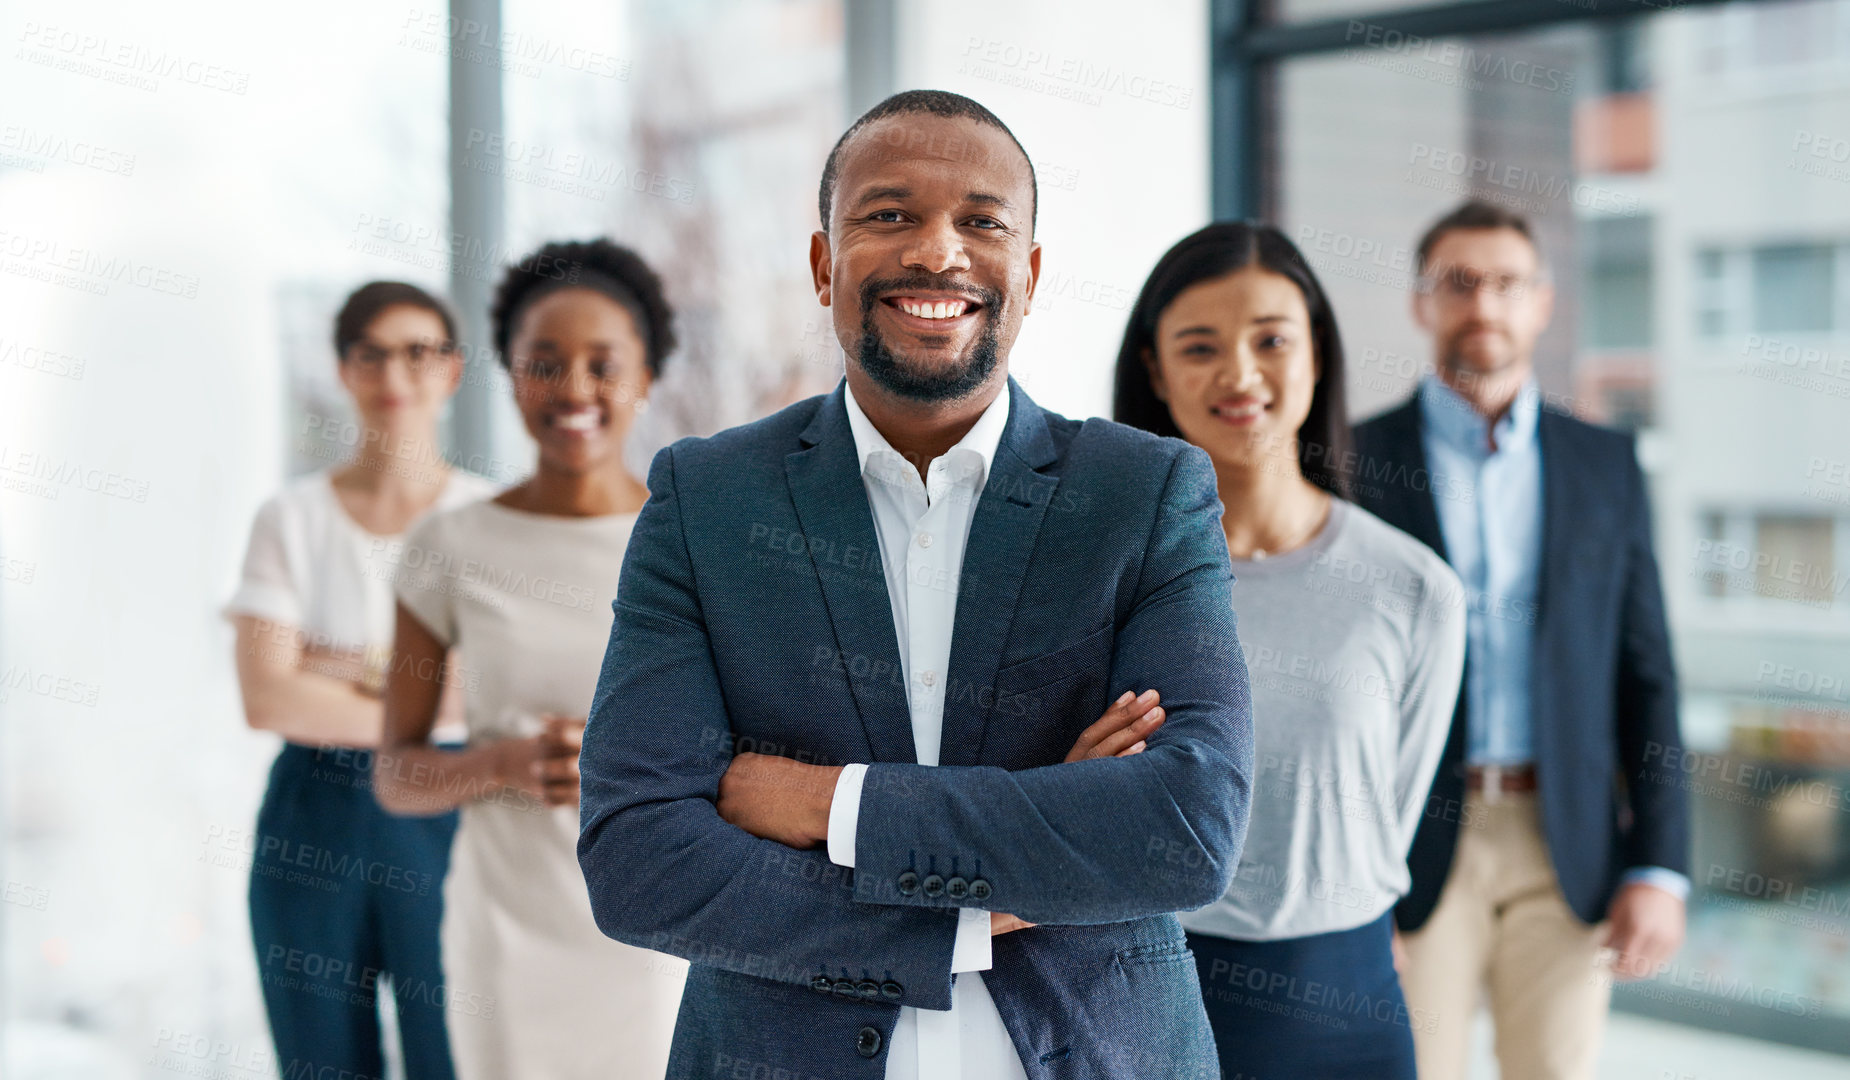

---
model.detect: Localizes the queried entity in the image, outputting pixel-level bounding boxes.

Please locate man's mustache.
[858,274,1002,313]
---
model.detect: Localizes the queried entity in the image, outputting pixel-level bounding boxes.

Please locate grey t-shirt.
[1181,498,1466,941]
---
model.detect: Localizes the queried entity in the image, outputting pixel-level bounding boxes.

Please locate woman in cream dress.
[375,239,686,1078]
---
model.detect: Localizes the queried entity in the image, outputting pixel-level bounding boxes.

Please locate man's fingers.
[1066,690,1159,763]
[989,912,1037,936]
[1067,691,1136,759]
[1091,707,1164,759]
[532,757,580,782]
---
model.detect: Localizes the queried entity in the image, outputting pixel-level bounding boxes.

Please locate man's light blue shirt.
[1419,376,1687,901]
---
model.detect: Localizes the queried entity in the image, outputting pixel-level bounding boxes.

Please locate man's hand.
[1064,690,1163,762]
[983,691,1164,937]
[990,912,1035,936]
[1602,882,1685,981]
[716,751,842,850]
[533,714,585,807]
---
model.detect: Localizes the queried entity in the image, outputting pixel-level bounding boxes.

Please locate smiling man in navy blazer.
[1351,200,1690,1080]
[576,91,1252,1079]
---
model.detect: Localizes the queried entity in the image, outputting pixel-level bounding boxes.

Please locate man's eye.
[967,217,1002,229]
[868,210,905,223]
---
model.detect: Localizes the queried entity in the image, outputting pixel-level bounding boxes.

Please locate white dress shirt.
[824,380,1030,1080]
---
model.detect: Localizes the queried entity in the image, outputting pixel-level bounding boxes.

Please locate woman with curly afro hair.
[375,239,688,1077]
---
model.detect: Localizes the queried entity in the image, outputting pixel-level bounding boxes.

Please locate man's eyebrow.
[965,192,1014,210]
[852,185,913,208]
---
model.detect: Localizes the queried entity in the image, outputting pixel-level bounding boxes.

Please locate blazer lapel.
[1382,400,1450,562]
[785,384,915,764]
[938,378,1061,768]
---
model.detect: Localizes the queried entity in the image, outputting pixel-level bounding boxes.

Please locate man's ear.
[809,231,832,308]
[1021,241,1043,316]
[1410,287,1434,335]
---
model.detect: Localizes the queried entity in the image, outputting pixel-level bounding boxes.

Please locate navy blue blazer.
[1352,397,1689,930]
[579,378,1253,1078]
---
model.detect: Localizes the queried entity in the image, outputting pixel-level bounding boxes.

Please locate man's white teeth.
[896,299,969,319]
[554,410,600,431]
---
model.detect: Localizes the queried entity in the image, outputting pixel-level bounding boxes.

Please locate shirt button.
[922,874,946,899]
[897,871,921,897]
[968,878,992,901]
[920,670,936,687]
[856,1025,884,1058]
[880,980,904,1000]
[946,876,969,899]
[916,532,933,548]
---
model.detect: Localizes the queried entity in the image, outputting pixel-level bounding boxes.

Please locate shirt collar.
[1419,373,1540,456]
[843,378,1012,489]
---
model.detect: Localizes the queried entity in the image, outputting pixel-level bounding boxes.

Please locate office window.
[1757,514,1838,607]
[1751,0,1849,66]
[1694,247,1734,338]
[1697,509,1844,612]
[1753,243,1836,334]
[1583,215,1654,349]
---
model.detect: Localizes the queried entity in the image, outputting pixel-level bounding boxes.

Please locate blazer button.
[922,874,945,898]
[968,877,992,901]
[945,876,969,900]
[810,974,833,994]
[897,871,921,897]
[857,979,881,1000]
[856,1026,883,1058]
[832,979,858,998]
[880,980,903,1000]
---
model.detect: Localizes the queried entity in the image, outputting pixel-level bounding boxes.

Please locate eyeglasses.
[343,341,456,373]
[1420,268,1540,301]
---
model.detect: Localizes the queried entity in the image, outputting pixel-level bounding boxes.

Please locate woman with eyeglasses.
[1114,223,1466,1079]
[227,281,496,1079]
[374,239,687,1078]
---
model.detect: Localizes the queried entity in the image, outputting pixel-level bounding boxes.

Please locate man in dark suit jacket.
[1350,200,1689,1080]
[577,91,1252,1079]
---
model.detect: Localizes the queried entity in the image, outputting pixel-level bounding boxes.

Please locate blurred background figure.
[226,281,495,1079]
[375,240,687,1079]
[1116,222,1465,1080]
[1353,203,1688,1080]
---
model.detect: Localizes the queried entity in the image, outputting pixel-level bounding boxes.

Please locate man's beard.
[855,276,1004,404]
[1443,324,1515,374]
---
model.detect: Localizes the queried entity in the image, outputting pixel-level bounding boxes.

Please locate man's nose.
[900,216,971,276]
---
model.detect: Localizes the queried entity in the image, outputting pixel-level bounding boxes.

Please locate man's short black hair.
[817,89,1037,235]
